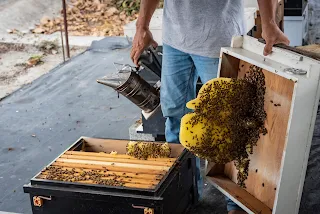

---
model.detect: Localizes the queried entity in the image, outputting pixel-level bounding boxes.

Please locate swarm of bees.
[180,65,267,188]
[126,141,171,160]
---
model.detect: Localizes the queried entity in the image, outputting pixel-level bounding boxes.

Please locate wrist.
[136,25,149,32]
[136,19,149,31]
[262,20,278,32]
[262,19,277,28]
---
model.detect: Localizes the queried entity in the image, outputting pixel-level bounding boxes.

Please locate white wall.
[308,0,320,44]
[244,0,258,8]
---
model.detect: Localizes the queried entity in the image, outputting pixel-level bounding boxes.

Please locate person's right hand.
[130,27,158,66]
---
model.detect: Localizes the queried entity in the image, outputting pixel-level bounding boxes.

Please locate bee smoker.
[97,46,162,115]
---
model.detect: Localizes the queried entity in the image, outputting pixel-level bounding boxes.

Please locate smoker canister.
[97,71,160,113]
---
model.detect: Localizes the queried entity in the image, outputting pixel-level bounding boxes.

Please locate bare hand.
[130,28,158,66]
[262,23,290,56]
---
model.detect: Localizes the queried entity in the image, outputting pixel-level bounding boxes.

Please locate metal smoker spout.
[97,63,160,113]
[96,64,133,89]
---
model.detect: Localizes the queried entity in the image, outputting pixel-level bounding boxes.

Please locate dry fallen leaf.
[40,16,51,25]
[32,27,45,34]
[27,55,43,67]
[31,0,145,37]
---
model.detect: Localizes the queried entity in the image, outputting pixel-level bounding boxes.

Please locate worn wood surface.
[224,60,295,209]
[51,162,167,175]
[219,53,240,78]
[38,176,156,189]
[207,36,320,214]
[207,176,272,214]
[64,151,176,162]
[38,173,159,185]
[61,154,174,166]
[42,166,161,180]
[56,158,170,171]
[82,137,185,157]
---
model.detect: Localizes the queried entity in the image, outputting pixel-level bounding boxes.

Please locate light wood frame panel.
[206,36,320,214]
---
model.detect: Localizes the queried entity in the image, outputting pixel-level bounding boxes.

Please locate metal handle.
[38,196,52,200]
[132,204,149,209]
[132,205,154,214]
[33,196,52,207]
[258,38,320,61]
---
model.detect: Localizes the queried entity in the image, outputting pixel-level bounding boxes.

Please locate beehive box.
[205,36,320,214]
[24,137,198,214]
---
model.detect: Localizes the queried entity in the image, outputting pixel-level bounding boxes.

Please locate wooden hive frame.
[205,36,320,214]
[35,137,184,191]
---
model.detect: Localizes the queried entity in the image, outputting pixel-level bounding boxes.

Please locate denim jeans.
[160,44,241,211]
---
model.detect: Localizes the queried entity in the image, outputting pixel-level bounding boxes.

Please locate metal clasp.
[132,204,154,214]
[33,196,51,207]
[284,68,307,75]
[113,62,138,73]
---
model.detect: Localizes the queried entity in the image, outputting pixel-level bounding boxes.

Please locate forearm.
[136,0,160,30]
[257,0,278,27]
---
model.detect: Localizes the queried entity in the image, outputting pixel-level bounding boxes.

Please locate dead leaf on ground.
[32,27,45,34]
[27,55,44,67]
[30,0,151,37]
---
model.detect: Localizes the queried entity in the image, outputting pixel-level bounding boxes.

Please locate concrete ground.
[0,42,85,100]
[0,0,105,100]
[0,1,318,214]
[0,36,229,214]
[0,0,61,33]
[0,0,60,99]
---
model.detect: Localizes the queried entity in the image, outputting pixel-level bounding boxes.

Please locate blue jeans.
[160,44,242,211]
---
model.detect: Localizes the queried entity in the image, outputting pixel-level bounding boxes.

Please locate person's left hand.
[262,23,290,56]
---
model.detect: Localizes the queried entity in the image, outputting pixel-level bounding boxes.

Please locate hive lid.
[205,36,320,214]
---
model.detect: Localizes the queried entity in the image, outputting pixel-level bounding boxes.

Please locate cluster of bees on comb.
[43,166,125,186]
[181,65,267,188]
[126,141,171,159]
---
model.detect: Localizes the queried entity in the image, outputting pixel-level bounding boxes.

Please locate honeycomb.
[126,141,171,159]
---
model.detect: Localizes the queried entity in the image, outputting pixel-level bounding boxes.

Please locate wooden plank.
[270,55,320,213]
[56,158,170,171]
[213,36,320,214]
[207,176,272,214]
[37,175,155,189]
[224,60,294,209]
[42,167,161,180]
[52,162,167,175]
[61,154,173,167]
[219,53,239,78]
[206,162,225,177]
[82,137,185,158]
[221,48,299,82]
[65,151,176,162]
[39,172,159,185]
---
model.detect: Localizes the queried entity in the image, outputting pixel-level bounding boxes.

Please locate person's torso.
[162,0,245,58]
